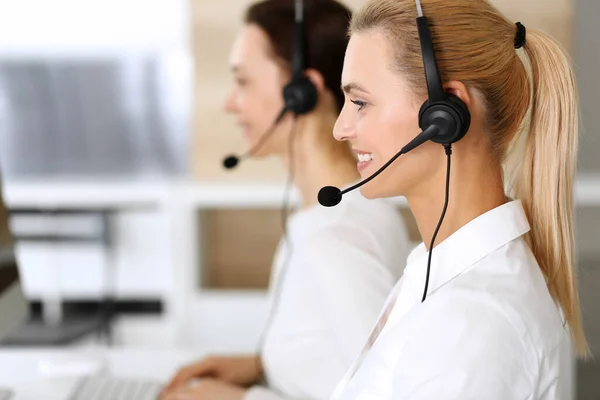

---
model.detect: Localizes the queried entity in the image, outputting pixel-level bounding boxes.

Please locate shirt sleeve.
[303,225,400,369]
[388,295,536,400]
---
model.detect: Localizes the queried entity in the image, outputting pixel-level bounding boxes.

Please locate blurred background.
[0,0,597,398]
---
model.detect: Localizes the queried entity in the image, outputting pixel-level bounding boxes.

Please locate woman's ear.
[444,81,472,109]
[304,68,326,93]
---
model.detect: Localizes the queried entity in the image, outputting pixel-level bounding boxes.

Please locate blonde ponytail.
[506,29,589,358]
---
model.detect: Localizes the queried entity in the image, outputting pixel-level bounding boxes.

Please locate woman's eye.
[351,99,367,111]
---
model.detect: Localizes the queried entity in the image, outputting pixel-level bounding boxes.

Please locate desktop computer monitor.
[0,179,28,340]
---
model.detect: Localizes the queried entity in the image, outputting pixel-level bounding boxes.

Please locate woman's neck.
[407,146,508,250]
[282,114,359,209]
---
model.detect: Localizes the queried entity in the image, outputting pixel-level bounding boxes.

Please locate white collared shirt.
[245,190,412,400]
[334,200,574,400]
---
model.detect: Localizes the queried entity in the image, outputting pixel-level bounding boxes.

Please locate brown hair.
[245,0,352,112]
[351,0,588,357]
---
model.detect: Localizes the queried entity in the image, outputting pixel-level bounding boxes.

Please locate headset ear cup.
[418,95,471,145]
[418,99,431,128]
[283,77,318,115]
[447,94,471,140]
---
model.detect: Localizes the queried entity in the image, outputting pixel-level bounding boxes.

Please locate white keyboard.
[68,375,163,400]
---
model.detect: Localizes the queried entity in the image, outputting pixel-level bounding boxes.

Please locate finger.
[163,372,187,393]
[163,385,201,400]
[163,392,191,400]
[159,386,176,400]
[165,361,214,391]
[161,388,185,400]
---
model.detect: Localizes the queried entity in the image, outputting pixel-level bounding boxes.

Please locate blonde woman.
[326,0,588,398]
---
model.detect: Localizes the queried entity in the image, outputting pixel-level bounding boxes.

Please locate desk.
[0,347,204,400]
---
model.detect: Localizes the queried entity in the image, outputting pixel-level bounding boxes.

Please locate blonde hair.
[351,0,588,358]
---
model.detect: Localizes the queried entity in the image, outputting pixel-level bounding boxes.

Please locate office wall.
[573,1,600,397]
[575,0,600,172]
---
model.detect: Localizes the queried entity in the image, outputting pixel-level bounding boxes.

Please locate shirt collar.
[403,200,531,300]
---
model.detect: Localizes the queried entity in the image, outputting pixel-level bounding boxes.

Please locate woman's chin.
[359,183,381,200]
[359,180,404,200]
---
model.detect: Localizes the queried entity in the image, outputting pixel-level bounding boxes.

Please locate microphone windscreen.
[223,155,239,169]
[318,186,342,207]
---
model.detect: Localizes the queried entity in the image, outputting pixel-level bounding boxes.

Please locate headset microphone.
[222,156,239,169]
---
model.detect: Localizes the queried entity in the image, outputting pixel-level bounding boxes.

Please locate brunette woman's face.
[223,24,294,157]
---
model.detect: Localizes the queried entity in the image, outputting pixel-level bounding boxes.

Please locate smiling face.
[334,28,444,199]
[223,24,293,157]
